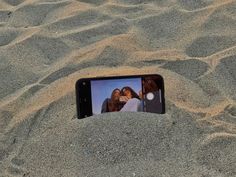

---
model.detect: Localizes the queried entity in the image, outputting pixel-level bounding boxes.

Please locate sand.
[0,0,236,176]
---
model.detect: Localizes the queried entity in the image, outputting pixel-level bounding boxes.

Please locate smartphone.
[75,74,165,118]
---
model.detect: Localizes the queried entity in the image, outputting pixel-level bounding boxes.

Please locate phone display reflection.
[90,76,163,115]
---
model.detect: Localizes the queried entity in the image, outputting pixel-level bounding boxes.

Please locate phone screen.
[76,74,165,118]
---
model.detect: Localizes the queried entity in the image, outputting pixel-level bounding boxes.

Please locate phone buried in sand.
[75,74,165,118]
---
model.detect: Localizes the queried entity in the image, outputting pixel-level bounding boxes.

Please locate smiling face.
[122,88,132,99]
[123,88,132,99]
[121,86,140,100]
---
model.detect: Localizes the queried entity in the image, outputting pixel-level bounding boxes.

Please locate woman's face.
[113,90,120,100]
[123,89,132,99]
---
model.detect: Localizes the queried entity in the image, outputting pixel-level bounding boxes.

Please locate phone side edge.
[75,78,86,119]
[159,75,165,114]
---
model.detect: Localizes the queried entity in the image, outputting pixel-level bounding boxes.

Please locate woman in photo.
[120,86,142,112]
[101,88,124,113]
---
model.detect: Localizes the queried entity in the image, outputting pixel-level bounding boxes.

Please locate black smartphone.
[75,74,165,118]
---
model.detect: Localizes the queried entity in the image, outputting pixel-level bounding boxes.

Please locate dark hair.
[143,77,159,94]
[120,86,140,100]
[111,88,120,99]
[107,88,121,112]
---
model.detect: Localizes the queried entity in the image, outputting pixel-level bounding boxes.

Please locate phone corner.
[75,78,84,88]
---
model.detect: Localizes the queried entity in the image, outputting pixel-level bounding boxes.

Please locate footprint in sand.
[0,150,8,162]
[225,104,236,117]
[11,157,25,167]
[0,11,12,23]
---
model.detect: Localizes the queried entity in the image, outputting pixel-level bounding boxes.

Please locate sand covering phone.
[75,74,165,118]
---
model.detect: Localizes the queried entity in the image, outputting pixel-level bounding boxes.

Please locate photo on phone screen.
[76,74,165,118]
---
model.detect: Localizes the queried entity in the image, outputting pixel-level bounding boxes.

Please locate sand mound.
[1,97,235,176]
[0,0,236,176]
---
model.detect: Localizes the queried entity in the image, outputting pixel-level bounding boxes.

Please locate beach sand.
[0,0,236,176]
